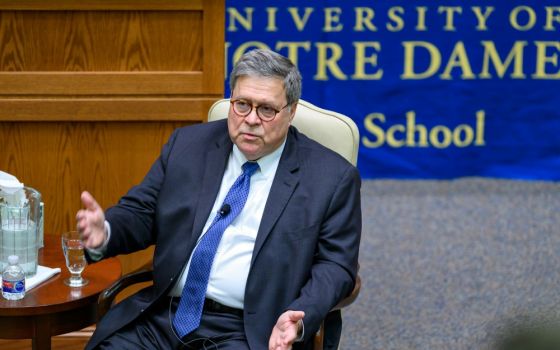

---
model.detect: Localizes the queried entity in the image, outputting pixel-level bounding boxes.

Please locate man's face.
[228,76,296,161]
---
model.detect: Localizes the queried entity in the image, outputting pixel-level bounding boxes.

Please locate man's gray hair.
[229,49,302,106]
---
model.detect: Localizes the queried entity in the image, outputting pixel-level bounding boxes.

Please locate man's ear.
[288,103,298,123]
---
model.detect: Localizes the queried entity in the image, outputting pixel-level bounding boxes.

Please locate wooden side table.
[0,234,121,350]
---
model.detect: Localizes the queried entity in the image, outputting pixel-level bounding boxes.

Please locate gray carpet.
[339,178,560,350]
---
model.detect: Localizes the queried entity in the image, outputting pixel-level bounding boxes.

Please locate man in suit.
[77,49,361,350]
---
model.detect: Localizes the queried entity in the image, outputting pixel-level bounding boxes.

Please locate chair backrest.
[207,99,360,166]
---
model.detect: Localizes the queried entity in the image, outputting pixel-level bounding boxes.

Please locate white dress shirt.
[168,142,284,308]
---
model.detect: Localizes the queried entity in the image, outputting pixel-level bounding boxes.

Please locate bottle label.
[2,279,25,293]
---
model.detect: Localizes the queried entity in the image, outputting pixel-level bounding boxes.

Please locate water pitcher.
[0,187,42,277]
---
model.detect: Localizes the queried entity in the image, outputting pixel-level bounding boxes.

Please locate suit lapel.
[190,131,232,245]
[251,128,300,265]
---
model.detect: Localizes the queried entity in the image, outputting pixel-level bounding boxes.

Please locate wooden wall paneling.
[0,121,188,274]
[0,0,225,281]
[0,10,202,71]
[0,1,225,120]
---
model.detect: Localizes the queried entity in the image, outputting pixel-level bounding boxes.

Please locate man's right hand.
[76,191,107,249]
[268,310,305,350]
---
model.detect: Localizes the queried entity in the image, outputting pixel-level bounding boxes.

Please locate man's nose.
[244,108,261,124]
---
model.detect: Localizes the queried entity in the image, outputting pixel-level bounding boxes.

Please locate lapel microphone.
[219,204,231,216]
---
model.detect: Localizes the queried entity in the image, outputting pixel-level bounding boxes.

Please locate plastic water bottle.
[2,255,26,300]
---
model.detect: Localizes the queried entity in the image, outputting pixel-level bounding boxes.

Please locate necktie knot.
[242,161,259,177]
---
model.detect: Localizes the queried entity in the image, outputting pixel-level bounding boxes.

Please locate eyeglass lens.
[233,100,278,120]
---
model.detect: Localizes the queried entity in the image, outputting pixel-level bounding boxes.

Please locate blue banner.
[225,1,560,179]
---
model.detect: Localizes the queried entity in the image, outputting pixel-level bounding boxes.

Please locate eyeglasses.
[230,99,289,122]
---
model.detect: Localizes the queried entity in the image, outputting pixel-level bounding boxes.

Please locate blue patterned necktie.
[173,161,260,338]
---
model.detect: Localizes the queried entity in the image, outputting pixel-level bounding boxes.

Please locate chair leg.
[313,321,325,350]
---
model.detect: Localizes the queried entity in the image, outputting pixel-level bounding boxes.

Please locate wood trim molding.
[0,72,204,95]
[202,0,226,94]
[0,0,203,10]
[0,97,217,121]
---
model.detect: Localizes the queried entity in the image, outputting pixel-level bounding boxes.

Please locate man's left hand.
[268,310,305,350]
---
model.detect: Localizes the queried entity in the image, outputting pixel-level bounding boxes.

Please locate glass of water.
[61,231,88,287]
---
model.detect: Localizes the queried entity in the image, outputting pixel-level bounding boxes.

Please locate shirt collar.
[232,140,286,179]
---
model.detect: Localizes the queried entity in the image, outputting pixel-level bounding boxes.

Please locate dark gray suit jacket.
[87,119,361,349]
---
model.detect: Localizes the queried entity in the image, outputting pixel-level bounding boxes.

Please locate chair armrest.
[97,264,154,322]
[332,274,361,311]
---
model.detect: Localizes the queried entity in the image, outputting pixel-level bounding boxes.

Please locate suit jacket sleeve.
[288,163,362,339]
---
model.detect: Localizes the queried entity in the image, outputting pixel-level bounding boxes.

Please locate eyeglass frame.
[229,98,290,122]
